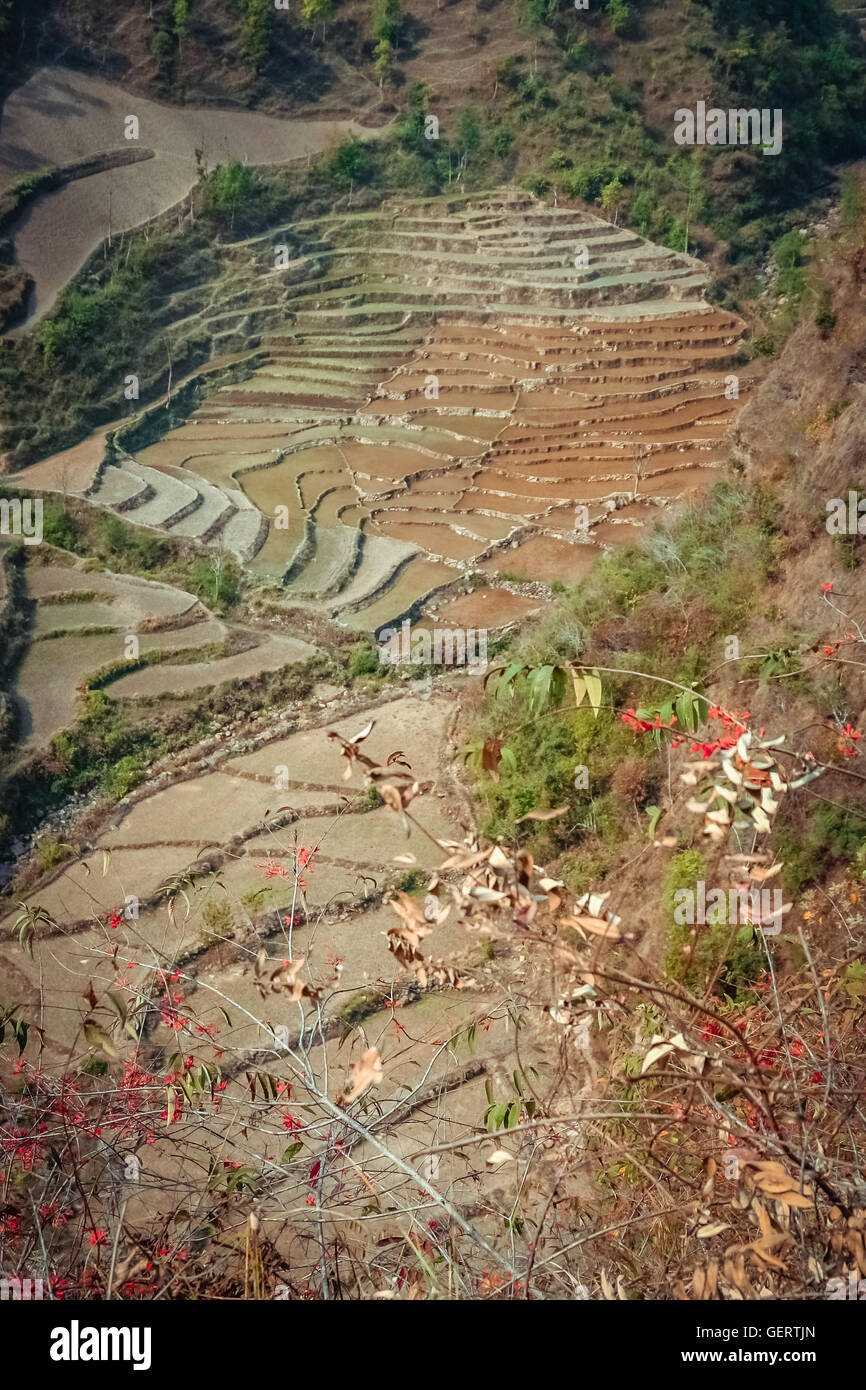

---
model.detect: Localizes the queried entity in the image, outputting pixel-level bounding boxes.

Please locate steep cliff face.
[731,202,866,689]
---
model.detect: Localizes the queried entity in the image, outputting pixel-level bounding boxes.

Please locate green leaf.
[584,669,602,717]
[499,745,517,775]
[281,1142,303,1163]
[106,992,127,1019]
[646,805,661,840]
[487,1102,509,1132]
[84,1021,116,1057]
[527,664,556,715]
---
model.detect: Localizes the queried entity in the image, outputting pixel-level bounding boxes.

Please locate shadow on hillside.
[399,12,432,62]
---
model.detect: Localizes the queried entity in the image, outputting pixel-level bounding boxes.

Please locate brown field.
[15,191,755,634]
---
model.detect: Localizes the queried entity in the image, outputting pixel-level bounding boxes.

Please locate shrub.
[606,0,630,35]
[42,502,82,553]
[325,137,374,191]
[610,755,650,806]
[348,640,382,678]
[776,803,865,895]
[522,174,550,198]
[773,230,808,301]
[394,869,426,893]
[188,553,242,611]
[201,899,235,944]
[34,839,73,873]
[630,191,653,233]
[151,29,175,67]
[102,755,146,800]
[491,126,514,159]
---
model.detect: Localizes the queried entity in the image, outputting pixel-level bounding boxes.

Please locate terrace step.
[89,463,152,508]
[285,524,358,597]
[220,490,269,563]
[156,465,237,540]
[117,460,201,529]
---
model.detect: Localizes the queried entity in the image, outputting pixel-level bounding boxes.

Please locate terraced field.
[0,690,482,1074]
[14,558,316,750]
[0,66,370,325]
[17,189,754,634]
[0,681,547,1272]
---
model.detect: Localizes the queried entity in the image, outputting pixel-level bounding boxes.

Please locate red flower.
[88,1229,107,1247]
[821,582,834,592]
[837,722,862,757]
[257,860,290,879]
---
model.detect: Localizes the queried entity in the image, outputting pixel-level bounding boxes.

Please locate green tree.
[606,0,629,35]
[150,28,175,68]
[374,37,394,93]
[240,0,272,71]
[203,161,257,230]
[520,0,561,29]
[173,0,188,53]
[455,108,482,175]
[395,82,430,151]
[630,190,653,234]
[600,174,626,225]
[326,136,373,191]
[371,0,403,46]
[492,126,513,159]
[301,0,333,42]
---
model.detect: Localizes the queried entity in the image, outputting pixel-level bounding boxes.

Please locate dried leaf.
[341,1047,384,1103]
[481,736,504,781]
[562,913,622,941]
